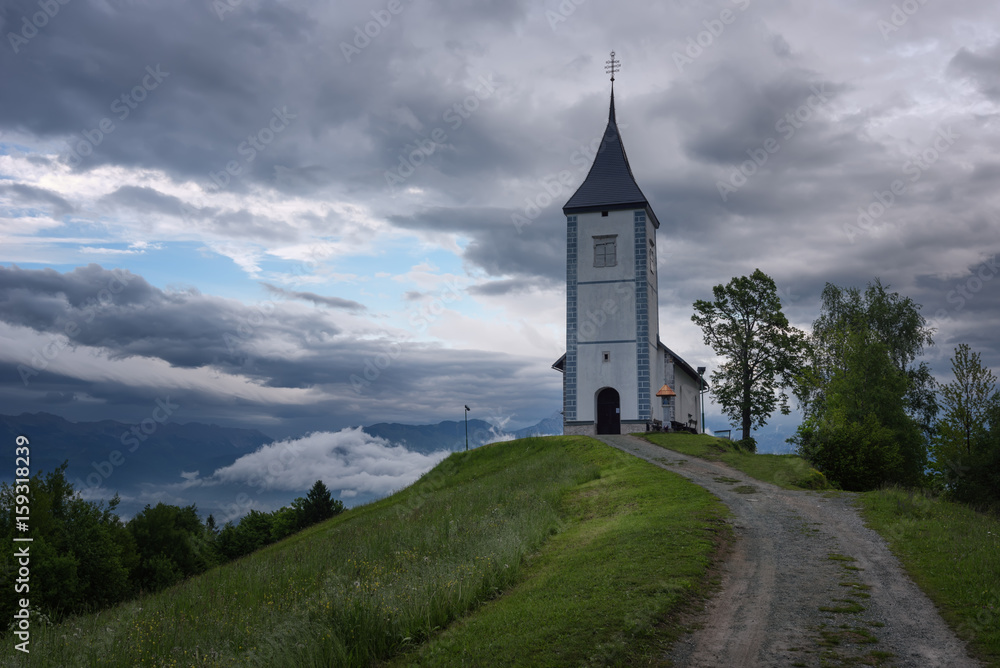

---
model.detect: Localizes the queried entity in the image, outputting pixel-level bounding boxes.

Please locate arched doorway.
[596,387,621,435]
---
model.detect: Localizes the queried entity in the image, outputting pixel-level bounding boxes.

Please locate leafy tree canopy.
[692,268,807,443]
[791,279,933,489]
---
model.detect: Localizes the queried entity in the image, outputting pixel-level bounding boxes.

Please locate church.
[552,56,707,436]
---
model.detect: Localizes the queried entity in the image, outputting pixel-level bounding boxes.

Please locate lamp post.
[696,367,706,434]
[464,405,470,451]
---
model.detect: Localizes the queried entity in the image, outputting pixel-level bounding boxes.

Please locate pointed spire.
[563,54,657,228]
[604,50,620,125]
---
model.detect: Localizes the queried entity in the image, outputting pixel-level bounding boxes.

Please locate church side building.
[552,83,706,436]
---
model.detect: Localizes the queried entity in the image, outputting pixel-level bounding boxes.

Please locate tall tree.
[301,480,344,526]
[692,269,806,446]
[127,503,214,592]
[936,343,996,457]
[792,279,933,488]
[932,344,998,502]
[796,280,936,431]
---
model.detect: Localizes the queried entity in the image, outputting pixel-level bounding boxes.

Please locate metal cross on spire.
[605,51,620,82]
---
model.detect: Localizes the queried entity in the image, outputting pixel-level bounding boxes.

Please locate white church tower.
[553,53,707,436]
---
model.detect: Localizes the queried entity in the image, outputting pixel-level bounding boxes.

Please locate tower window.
[601,211,609,217]
[594,235,617,267]
[602,351,610,362]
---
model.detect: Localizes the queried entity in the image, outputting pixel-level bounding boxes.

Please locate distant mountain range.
[0,412,274,487]
[362,412,563,453]
[0,411,563,517]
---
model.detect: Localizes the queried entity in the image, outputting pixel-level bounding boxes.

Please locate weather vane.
[605,51,620,82]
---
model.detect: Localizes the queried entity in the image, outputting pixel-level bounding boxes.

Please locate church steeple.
[555,53,705,438]
[562,55,658,227]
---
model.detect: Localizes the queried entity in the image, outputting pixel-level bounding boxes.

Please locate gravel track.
[596,434,980,667]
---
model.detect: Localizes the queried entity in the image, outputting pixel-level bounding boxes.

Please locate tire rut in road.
[595,434,980,668]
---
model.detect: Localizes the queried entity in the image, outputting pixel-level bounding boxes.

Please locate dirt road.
[596,434,980,667]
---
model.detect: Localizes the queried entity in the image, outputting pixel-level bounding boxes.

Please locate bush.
[945,443,1000,512]
[796,468,830,490]
[797,412,905,491]
[735,437,757,453]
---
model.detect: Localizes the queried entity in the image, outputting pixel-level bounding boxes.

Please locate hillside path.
[596,434,980,668]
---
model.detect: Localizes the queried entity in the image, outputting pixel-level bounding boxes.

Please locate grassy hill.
[4,435,728,667]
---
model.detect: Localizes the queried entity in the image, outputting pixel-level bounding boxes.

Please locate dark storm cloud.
[98,186,191,216]
[0,0,381,188]
[0,0,537,208]
[0,183,74,217]
[389,206,564,284]
[260,282,366,312]
[949,41,1000,101]
[467,278,539,296]
[0,265,561,432]
[0,263,341,371]
[667,67,839,166]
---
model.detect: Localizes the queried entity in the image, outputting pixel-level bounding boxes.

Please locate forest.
[0,471,342,626]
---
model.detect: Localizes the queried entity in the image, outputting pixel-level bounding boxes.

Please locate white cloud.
[211,427,451,498]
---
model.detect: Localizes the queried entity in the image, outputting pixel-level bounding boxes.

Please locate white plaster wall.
[675,371,703,430]
[576,210,635,284]
[575,342,637,422]
[576,283,636,343]
[646,218,660,333]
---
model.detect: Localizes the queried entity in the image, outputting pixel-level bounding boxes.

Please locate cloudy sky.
[2,0,999,446]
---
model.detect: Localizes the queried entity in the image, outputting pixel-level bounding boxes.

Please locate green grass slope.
[642,433,829,490]
[3,436,727,667]
[859,488,1000,666]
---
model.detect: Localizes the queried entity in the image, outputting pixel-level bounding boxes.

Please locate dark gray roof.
[552,353,566,372]
[562,89,658,227]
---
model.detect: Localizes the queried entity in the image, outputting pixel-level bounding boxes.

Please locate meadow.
[859,488,1000,666]
[1,435,726,667]
[642,432,830,490]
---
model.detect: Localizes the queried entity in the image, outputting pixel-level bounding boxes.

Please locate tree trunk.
[743,366,752,442]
